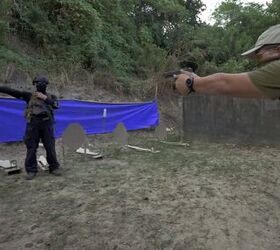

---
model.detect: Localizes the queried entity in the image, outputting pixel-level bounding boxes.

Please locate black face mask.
[35,82,47,93]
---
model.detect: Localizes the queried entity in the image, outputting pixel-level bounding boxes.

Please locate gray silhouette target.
[113,123,128,147]
[62,123,86,151]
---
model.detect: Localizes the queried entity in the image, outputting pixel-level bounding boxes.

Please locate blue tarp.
[0,98,159,143]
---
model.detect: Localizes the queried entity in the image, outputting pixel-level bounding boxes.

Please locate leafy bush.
[0,0,279,97]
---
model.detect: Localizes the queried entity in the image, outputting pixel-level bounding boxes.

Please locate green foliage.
[219,58,250,73]
[0,0,11,44]
[267,0,280,23]
[0,46,23,67]
[11,0,100,56]
[212,0,276,58]
[0,0,280,95]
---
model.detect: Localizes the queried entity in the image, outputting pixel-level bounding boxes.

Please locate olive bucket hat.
[241,24,280,57]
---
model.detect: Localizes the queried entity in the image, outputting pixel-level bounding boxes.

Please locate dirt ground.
[1,131,280,250]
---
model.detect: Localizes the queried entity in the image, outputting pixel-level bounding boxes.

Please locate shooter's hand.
[178,69,198,78]
[35,92,47,100]
[173,73,199,95]
[173,74,189,95]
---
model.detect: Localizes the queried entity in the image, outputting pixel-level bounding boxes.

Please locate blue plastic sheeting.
[0,98,159,143]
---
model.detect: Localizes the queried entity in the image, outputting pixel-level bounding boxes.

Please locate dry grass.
[1,132,280,250]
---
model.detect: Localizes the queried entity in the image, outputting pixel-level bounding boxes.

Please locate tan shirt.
[248,59,280,99]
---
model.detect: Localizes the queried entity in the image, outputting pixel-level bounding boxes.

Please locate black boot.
[26,172,37,180]
[49,169,62,176]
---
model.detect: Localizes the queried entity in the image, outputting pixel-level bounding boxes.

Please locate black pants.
[24,117,60,173]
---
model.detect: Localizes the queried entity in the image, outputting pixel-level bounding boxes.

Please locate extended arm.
[0,86,31,101]
[175,72,266,99]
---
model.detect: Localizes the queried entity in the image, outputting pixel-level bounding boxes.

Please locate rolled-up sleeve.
[248,60,280,99]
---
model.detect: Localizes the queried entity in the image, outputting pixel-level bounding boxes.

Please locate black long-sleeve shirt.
[0,86,59,109]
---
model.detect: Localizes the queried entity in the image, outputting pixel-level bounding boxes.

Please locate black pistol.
[163,67,194,78]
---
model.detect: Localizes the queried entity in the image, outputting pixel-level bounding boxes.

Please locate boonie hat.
[32,75,49,85]
[242,24,280,57]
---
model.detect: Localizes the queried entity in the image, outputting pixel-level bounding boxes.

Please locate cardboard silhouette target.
[62,123,87,151]
[61,123,103,161]
[61,123,87,162]
[113,122,128,147]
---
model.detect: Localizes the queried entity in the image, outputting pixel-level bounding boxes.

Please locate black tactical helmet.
[32,75,49,85]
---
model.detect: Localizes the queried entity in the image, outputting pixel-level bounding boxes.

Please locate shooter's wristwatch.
[186,77,195,94]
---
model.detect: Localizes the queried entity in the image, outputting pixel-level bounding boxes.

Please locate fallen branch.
[160,141,190,147]
[126,145,160,153]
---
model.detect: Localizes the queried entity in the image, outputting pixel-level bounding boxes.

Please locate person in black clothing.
[0,75,61,180]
